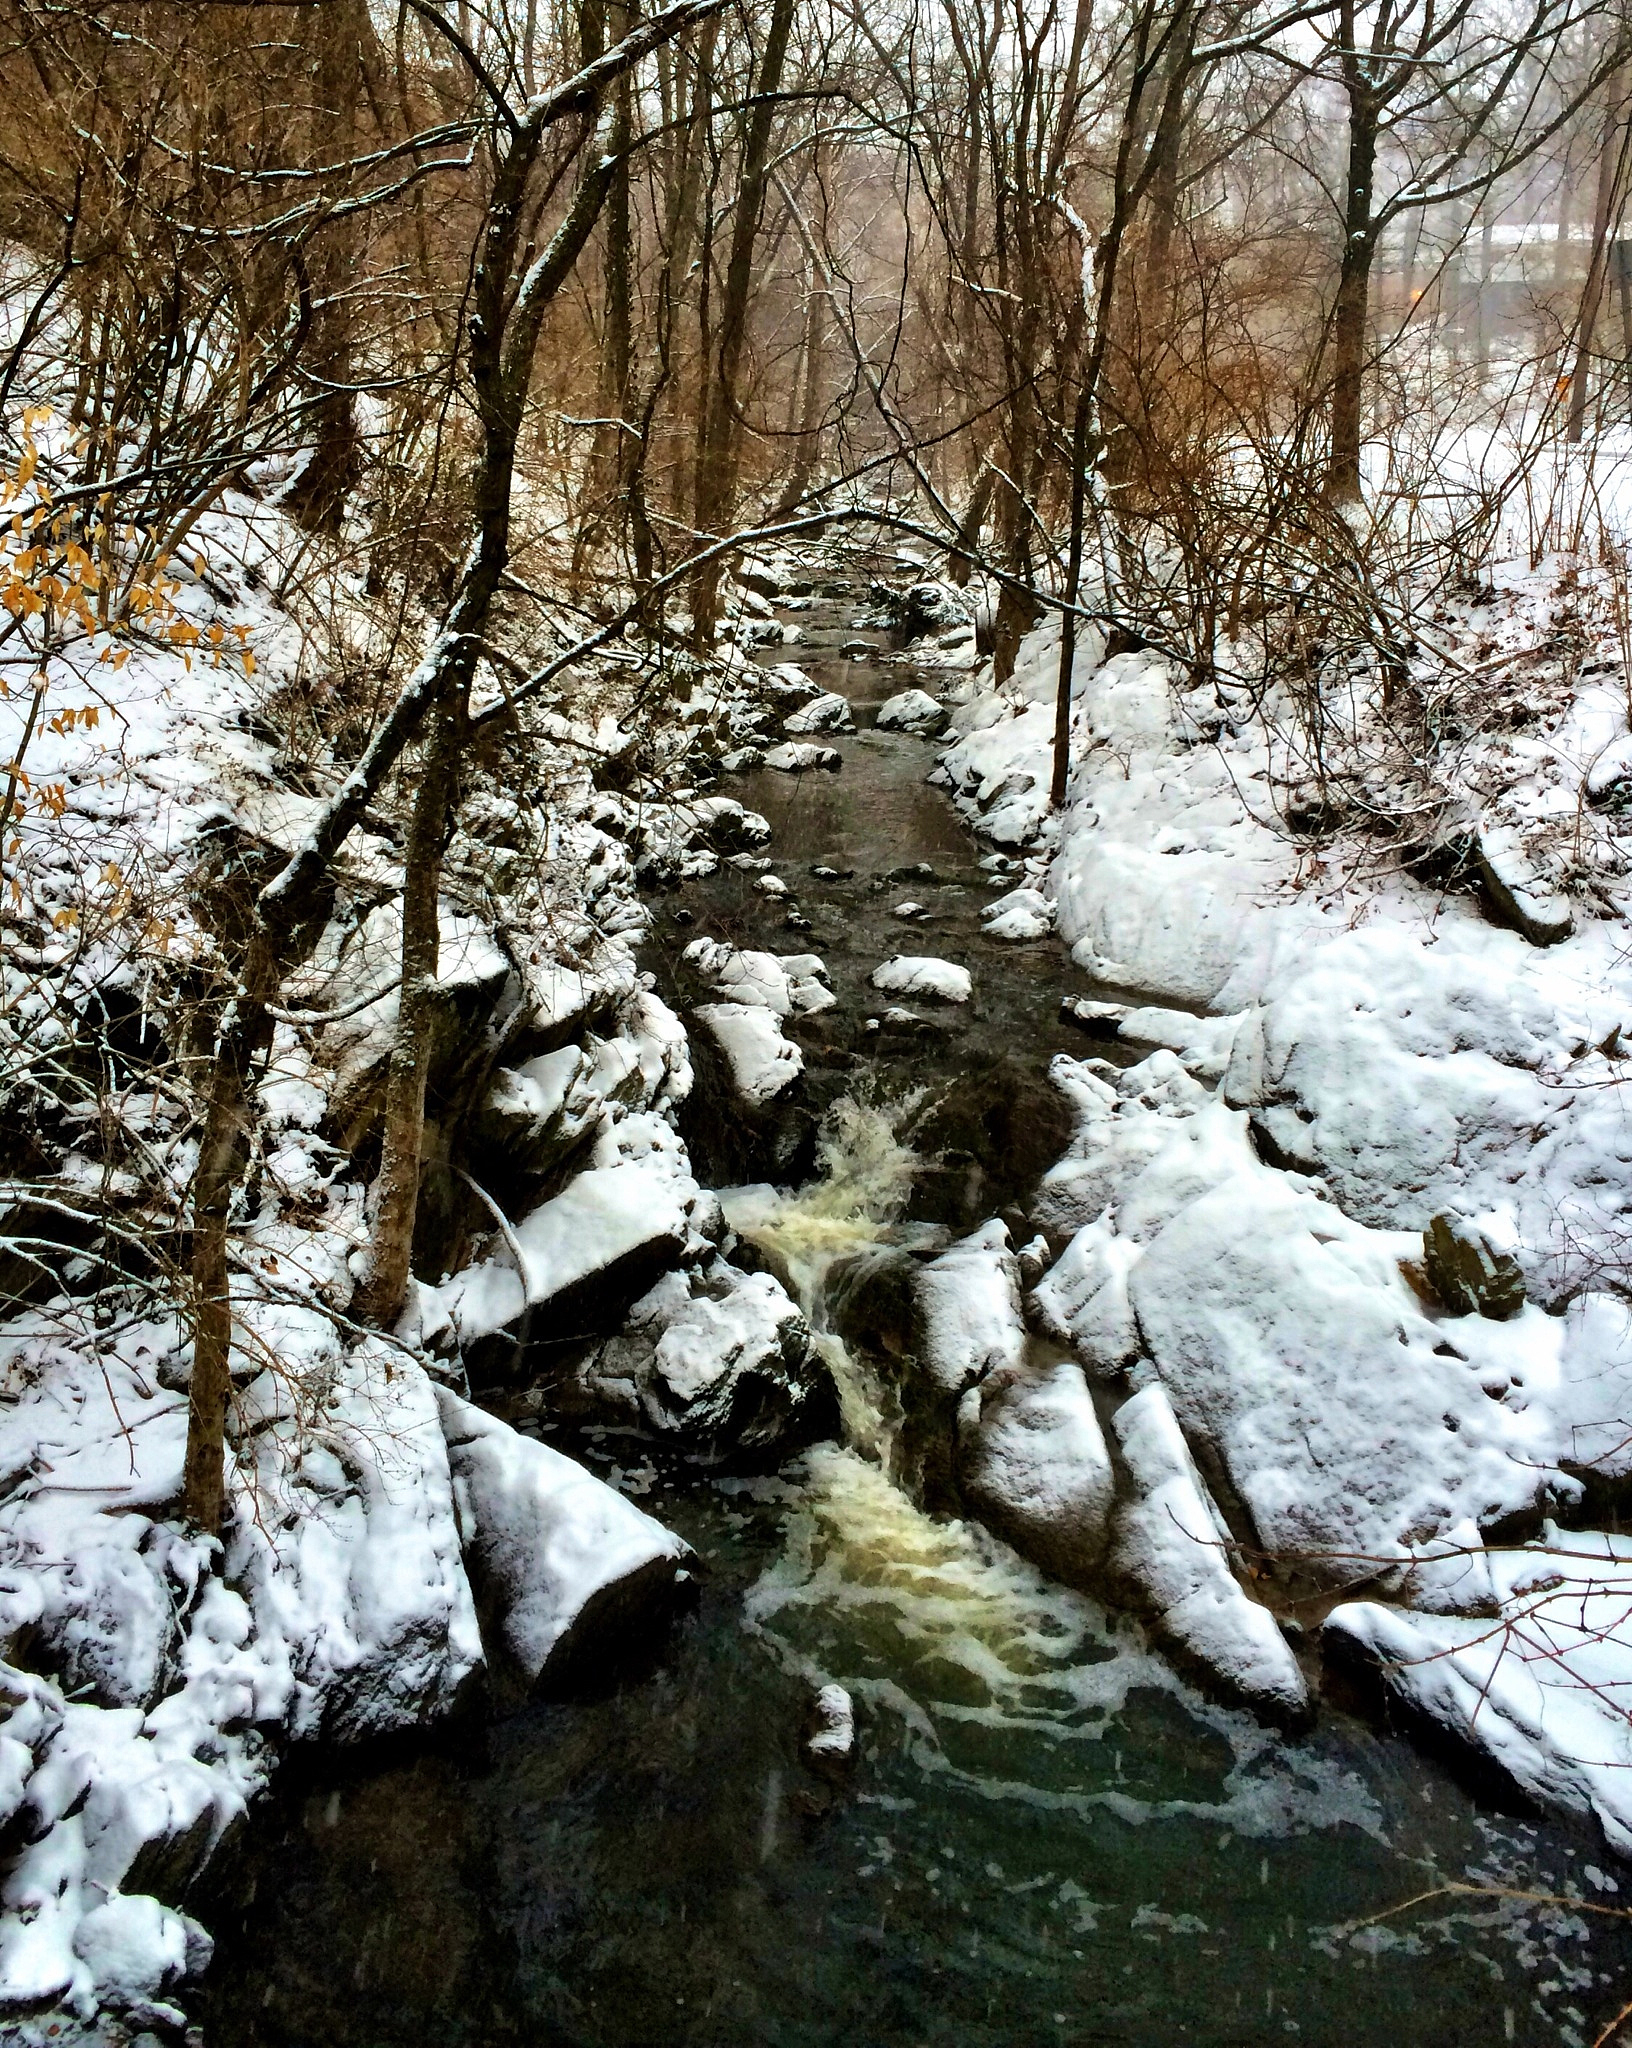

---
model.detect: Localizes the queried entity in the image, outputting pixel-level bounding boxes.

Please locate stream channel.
[203,570,1632,2047]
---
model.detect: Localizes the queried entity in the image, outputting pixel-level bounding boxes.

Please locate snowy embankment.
[932,591,1632,1849]
[0,506,837,2032]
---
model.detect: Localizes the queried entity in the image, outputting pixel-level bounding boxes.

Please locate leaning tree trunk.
[179,0,719,1529]
[351,701,463,1327]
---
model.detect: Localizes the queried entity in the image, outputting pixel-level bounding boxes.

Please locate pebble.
[755,873,789,898]
[893,901,933,921]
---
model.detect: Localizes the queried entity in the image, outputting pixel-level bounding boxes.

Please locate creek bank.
[928,598,1632,1845]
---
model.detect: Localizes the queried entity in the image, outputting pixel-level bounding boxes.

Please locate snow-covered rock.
[1111,1386,1309,1726]
[575,1260,835,1464]
[765,740,842,772]
[783,690,855,735]
[1126,1156,1559,1581]
[692,1002,804,1106]
[913,1220,1027,1395]
[1326,1530,1632,1853]
[980,886,1054,943]
[436,1390,689,1694]
[956,1352,1115,1586]
[869,955,972,1004]
[875,688,949,736]
[686,794,772,853]
[441,1151,695,1366]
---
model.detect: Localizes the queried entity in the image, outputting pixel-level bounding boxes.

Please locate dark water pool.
[203,1454,1632,2048]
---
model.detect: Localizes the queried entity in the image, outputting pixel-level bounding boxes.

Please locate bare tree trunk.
[1569,75,1630,441]
[946,460,997,586]
[179,0,720,1529]
[770,259,826,516]
[1328,84,1378,500]
[690,0,796,643]
[285,0,364,533]
[352,701,463,1327]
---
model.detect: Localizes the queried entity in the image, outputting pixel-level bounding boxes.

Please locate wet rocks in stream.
[567,1258,838,1467]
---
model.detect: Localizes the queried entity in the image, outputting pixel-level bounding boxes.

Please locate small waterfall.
[720,1091,922,1458]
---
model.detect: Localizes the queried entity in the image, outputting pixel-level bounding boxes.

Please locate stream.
[201,569,1632,2048]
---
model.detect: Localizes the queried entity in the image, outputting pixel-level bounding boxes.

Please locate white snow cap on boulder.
[870,954,972,1004]
[875,688,949,736]
[957,1353,1115,1587]
[784,690,855,735]
[914,1219,1027,1394]
[693,1001,804,1106]
[1326,1531,1632,1854]
[1111,1385,1309,1726]
[437,1390,689,1694]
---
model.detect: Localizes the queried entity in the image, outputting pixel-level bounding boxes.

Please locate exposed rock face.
[573,1259,838,1465]
[956,1353,1115,1587]
[436,1390,690,1697]
[1423,1211,1527,1319]
[1110,1387,1310,1727]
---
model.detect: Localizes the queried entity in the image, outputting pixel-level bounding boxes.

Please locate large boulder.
[692,1003,804,1107]
[440,1150,695,1381]
[437,1390,690,1697]
[876,688,949,737]
[784,690,855,736]
[571,1259,838,1465]
[1110,1386,1309,1727]
[1127,1169,1558,1586]
[956,1353,1115,1586]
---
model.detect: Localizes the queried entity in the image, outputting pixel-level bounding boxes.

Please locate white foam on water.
[721,1092,923,1457]
[744,1444,1388,1844]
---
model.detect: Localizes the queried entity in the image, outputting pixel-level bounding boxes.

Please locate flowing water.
[202,566,1632,2047]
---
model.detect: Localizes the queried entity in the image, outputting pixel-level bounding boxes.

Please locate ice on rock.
[869,954,972,1004]
[1111,1386,1309,1726]
[956,1353,1115,1586]
[693,1002,805,1106]
[436,1390,689,1694]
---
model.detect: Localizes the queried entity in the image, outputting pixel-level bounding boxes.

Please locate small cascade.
[720,1091,923,1459]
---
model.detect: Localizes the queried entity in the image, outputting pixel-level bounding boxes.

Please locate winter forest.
[9,0,1632,2039]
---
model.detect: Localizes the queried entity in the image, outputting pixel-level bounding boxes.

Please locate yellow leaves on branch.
[0,408,257,677]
